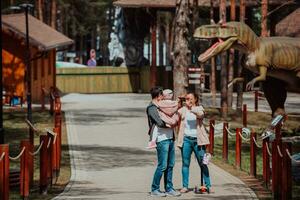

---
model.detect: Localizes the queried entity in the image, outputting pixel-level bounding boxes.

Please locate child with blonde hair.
[147,89,179,149]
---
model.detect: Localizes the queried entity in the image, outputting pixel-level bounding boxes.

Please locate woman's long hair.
[186,92,199,106]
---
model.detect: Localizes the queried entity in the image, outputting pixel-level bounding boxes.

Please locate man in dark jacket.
[146,87,181,197]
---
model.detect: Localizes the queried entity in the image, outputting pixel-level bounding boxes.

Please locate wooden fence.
[207,114,300,200]
[56,66,173,94]
[0,89,62,200]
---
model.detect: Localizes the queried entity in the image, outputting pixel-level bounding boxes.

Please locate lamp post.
[19,3,34,144]
[0,0,3,144]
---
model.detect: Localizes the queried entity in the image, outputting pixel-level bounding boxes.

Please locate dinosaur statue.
[193,21,300,116]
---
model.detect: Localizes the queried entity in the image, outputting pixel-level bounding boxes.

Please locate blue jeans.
[181,136,211,189]
[151,139,175,192]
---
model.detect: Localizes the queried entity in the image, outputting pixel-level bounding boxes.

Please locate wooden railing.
[207,116,299,199]
[0,91,62,200]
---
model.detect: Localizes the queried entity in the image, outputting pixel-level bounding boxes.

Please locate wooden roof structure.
[276,8,300,37]
[2,14,73,51]
[113,0,285,8]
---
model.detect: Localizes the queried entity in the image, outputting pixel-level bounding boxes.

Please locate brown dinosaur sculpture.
[193,21,300,116]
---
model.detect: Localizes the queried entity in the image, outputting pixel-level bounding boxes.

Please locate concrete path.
[54,93,258,200]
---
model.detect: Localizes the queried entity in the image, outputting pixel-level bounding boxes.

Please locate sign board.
[188,68,202,72]
[165,66,172,71]
[188,73,201,78]
[188,67,202,85]
[189,79,201,84]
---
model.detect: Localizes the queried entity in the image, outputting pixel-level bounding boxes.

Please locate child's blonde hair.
[163,89,173,100]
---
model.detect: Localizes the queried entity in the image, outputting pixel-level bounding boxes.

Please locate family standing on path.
[146,86,212,197]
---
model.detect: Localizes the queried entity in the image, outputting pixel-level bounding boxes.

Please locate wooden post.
[150,12,157,88]
[54,98,62,175]
[242,104,247,127]
[272,140,279,198]
[0,144,9,200]
[275,124,282,198]
[49,87,54,115]
[282,141,292,200]
[254,91,258,112]
[250,131,256,177]
[40,135,49,194]
[20,140,30,199]
[46,134,53,186]
[41,88,45,111]
[222,122,228,162]
[51,128,58,179]
[28,142,34,187]
[54,127,61,175]
[209,119,215,155]
[235,128,242,169]
[262,138,270,188]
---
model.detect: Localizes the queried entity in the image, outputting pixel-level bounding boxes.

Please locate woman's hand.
[191,106,205,118]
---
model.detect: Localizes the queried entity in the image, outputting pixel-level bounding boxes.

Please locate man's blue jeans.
[181,136,211,189]
[151,139,175,192]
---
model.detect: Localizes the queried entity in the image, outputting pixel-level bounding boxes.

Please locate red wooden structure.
[222,122,228,162]
[209,119,215,155]
[235,128,242,169]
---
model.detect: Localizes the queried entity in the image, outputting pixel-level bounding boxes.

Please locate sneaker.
[150,190,166,197]
[147,141,157,149]
[180,187,189,193]
[207,187,214,194]
[166,189,181,197]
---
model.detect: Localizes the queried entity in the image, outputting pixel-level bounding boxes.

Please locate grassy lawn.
[205,107,300,199]
[3,107,70,200]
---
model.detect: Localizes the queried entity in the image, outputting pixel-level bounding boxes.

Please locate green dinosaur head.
[194,23,239,63]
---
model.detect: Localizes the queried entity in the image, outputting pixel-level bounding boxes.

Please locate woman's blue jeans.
[181,136,211,189]
[151,139,175,192]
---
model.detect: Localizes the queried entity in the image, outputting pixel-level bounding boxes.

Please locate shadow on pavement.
[66,108,146,125]
[63,144,156,171]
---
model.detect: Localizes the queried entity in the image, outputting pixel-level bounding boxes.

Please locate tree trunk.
[173,0,191,98]
[50,0,56,29]
[261,0,268,37]
[165,17,171,66]
[91,28,96,49]
[37,0,43,21]
[210,0,216,106]
[228,0,235,108]
[165,16,171,88]
[236,0,245,114]
[220,0,228,119]
[158,22,164,67]
[150,13,157,88]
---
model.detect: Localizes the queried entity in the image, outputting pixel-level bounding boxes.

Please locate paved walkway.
[54,93,258,200]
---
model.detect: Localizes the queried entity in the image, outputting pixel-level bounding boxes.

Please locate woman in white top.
[177,92,211,193]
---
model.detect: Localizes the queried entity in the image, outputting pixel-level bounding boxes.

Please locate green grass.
[213,136,300,199]
[3,107,70,200]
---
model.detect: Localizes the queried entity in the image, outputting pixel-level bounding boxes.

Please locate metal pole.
[0,0,4,144]
[20,4,33,145]
[25,5,32,122]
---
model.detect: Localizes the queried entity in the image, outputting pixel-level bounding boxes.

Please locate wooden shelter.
[276,8,300,37]
[113,0,287,88]
[2,14,73,103]
[114,0,284,8]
